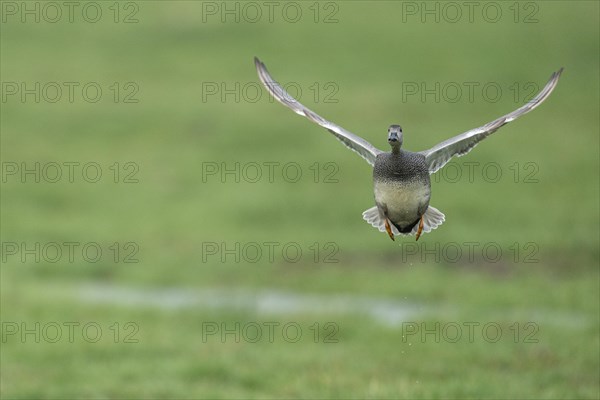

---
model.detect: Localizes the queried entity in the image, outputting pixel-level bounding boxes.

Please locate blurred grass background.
[1,1,599,398]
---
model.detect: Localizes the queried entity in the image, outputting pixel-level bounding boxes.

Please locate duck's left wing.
[255,57,383,166]
[420,68,563,174]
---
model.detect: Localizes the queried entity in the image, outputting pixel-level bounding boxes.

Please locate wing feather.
[255,57,382,166]
[420,68,563,174]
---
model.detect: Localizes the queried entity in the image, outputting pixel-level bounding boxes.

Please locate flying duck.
[255,57,563,240]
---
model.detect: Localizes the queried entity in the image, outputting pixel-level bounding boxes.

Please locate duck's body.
[373,151,430,233]
[254,57,563,241]
[363,126,444,240]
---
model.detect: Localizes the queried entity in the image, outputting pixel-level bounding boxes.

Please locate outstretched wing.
[420,68,563,174]
[255,57,383,166]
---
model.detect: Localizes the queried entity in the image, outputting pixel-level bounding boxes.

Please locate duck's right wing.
[255,57,383,167]
[419,68,563,174]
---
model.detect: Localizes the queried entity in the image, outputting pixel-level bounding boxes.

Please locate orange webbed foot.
[415,215,424,241]
[384,218,395,241]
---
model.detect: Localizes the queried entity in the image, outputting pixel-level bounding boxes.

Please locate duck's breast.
[373,151,431,224]
[374,179,430,222]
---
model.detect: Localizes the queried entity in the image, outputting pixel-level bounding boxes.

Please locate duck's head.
[388,125,403,150]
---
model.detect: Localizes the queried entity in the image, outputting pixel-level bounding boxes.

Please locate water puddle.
[79,284,592,329]
[80,284,426,327]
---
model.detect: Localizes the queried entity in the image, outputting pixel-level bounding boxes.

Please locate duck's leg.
[415,215,424,241]
[384,218,395,241]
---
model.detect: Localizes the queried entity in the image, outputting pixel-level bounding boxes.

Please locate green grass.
[1,1,599,398]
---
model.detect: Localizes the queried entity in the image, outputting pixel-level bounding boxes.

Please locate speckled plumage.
[373,151,431,232]
[374,151,430,184]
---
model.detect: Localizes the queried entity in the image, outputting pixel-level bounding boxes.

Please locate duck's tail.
[362,205,445,237]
